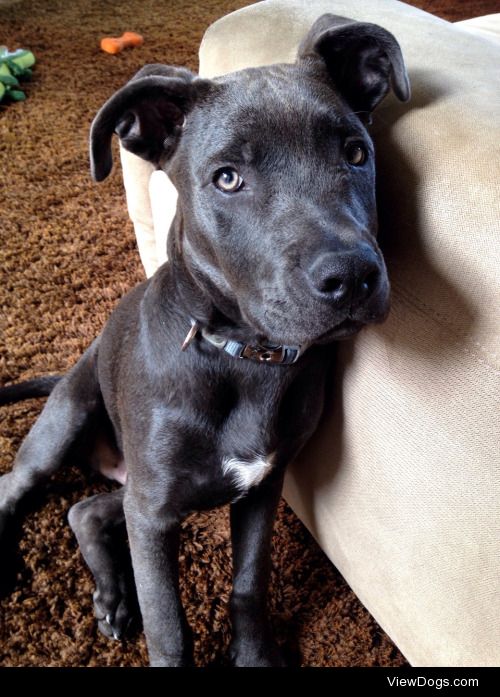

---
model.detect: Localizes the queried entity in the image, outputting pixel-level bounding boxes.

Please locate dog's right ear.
[298,14,410,115]
[90,65,206,182]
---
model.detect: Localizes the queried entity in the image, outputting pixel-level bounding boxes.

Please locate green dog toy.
[0,46,36,102]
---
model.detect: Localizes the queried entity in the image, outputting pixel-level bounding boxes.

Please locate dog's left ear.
[90,65,210,182]
[298,14,410,114]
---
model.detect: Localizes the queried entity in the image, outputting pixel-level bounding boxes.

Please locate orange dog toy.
[100,31,144,55]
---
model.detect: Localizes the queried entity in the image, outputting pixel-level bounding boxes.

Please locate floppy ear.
[90,65,204,182]
[298,14,410,114]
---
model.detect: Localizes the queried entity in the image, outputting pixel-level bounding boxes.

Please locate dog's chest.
[116,345,326,512]
[211,406,280,503]
[221,452,276,492]
[179,445,278,511]
[175,367,289,506]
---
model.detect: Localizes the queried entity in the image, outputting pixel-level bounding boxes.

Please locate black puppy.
[0,15,409,666]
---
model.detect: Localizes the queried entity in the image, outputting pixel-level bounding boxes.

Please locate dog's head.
[90,14,409,347]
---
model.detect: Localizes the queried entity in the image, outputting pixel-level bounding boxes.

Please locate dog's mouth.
[254,317,365,352]
[246,284,391,351]
[278,306,389,348]
[313,317,366,343]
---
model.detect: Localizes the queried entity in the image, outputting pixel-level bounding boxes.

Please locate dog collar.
[181,321,301,365]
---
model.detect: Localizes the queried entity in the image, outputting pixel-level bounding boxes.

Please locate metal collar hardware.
[181,321,301,366]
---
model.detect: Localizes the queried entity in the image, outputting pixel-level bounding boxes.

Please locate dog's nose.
[307,250,381,307]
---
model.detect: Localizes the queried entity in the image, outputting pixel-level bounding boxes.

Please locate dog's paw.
[149,654,195,667]
[229,639,288,667]
[93,582,137,641]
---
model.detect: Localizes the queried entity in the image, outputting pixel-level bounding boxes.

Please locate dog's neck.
[160,216,303,364]
[167,217,264,344]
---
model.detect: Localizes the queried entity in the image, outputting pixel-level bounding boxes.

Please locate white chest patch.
[222,453,276,492]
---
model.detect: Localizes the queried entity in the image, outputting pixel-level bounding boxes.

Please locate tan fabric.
[121,0,500,667]
[149,170,174,270]
[456,13,500,44]
[119,146,158,277]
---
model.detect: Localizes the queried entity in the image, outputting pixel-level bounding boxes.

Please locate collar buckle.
[241,344,285,364]
[181,319,301,366]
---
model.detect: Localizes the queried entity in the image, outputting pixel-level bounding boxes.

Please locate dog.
[0,14,409,667]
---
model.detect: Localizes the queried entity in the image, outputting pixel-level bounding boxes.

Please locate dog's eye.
[214,167,244,193]
[345,142,367,167]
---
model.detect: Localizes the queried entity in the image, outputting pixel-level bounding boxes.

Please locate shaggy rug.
[1,0,497,668]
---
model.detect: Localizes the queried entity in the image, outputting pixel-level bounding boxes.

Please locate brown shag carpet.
[0,0,497,668]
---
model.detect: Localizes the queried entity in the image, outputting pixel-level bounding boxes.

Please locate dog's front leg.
[229,468,287,667]
[124,489,192,667]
